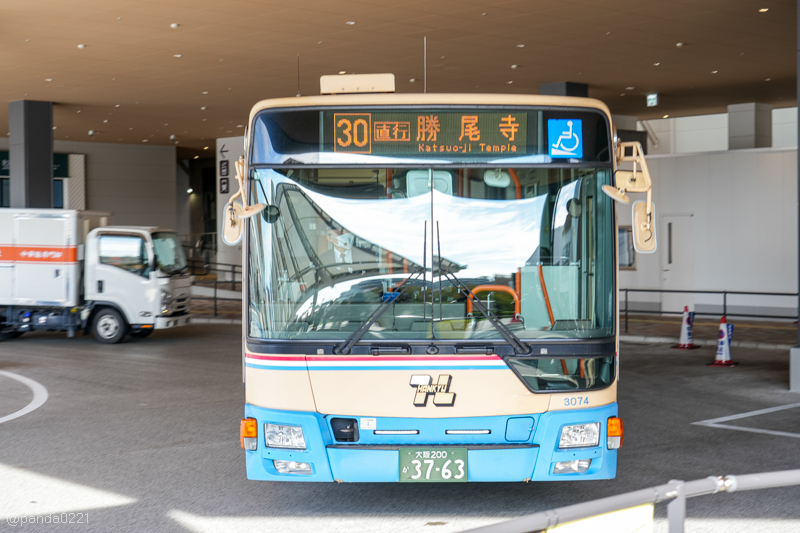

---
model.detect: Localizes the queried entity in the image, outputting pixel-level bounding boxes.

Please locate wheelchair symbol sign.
[548,119,583,158]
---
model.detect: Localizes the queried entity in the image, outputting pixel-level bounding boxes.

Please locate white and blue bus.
[233,76,654,482]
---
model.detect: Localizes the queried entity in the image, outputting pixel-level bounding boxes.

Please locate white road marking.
[692,402,800,439]
[0,464,136,519]
[0,370,49,424]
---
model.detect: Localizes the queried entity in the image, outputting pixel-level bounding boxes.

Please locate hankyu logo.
[410,375,456,407]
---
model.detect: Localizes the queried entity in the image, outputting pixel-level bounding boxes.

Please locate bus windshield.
[248,166,615,342]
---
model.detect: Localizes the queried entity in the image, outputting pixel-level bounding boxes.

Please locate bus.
[232,74,655,482]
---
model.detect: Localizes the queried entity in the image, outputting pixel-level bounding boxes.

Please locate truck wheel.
[92,308,128,344]
[129,329,153,339]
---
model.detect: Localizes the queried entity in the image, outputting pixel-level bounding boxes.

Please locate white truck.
[0,208,192,343]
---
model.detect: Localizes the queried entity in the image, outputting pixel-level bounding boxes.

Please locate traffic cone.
[672,306,700,350]
[709,316,738,367]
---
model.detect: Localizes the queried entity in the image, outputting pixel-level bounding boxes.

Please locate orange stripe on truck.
[0,245,78,263]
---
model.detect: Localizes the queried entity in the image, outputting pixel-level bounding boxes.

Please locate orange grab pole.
[538,264,555,327]
[508,169,522,200]
[466,285,520,316]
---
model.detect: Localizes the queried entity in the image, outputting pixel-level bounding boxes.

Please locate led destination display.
[328,112,527,156]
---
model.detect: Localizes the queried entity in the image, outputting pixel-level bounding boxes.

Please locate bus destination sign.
[331,112,527,157]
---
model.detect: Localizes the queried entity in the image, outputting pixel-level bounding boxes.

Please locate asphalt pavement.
[1,325,799,532]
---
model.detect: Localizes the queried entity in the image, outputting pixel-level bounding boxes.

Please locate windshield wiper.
[436,223,531,355]
[333,270,423,355]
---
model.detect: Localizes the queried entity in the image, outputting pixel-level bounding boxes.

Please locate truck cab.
[83,226,192,343]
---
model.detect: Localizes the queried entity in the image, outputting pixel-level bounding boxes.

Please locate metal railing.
[462,468,800,533]
[189,279,241,317]
[187,259,242,291]
[620,288,798,333]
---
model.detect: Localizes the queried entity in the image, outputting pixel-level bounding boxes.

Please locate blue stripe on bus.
[245,363,508,371]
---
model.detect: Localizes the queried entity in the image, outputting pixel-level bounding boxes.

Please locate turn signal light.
[607,417,623,449]
[240,418,258,450]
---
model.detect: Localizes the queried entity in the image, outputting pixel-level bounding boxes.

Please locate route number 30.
[334,114,371,153]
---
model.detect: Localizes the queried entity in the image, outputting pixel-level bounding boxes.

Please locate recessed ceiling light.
[164,123,168,126]
[676,42,684,48]
[606,31,611,35]
[346,21,356,25]
[410,78,416,82]
[44,78,52,82]
[142,139,148,142]
[170,135,176,140]
[653,62,660,66]
[129,127,133,130]
[187,188,193,193]
[115,104,120,107]
[200,106,207,110]
[516,44,525,48]
[52,126,57,130]
[76,110,81,113]
[663,114,669,119]
[202,91,208,94]
[626,86,635,90]
[482,12,487,16]
[339,71,346,74]
[88,130,95,136]
[507,81,513,84]
[77,44,86,49]
[318,41,323,44]
[237,125,244,128]
[117,17,121,20]
[203,146,209,150]
[441,56,445,59]
[759,8,769,13]
[511,64,518,69]
[170,23,180,28]
[202,119,206,121]
[712,70,718,74]
[103,120,108,123]
[174,54,182,58]
[765,77,772,81]
[620,93,626,96]
[193,155,199,159]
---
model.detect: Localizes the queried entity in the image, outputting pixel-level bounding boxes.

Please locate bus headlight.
[558,423,600,448]
[273,460,312,475]
[265,423,306,449]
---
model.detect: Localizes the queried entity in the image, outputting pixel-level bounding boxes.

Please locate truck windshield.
[152,232,188,275]
[248,167,614,342]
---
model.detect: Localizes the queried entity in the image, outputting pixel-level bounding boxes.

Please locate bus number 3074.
[410,459,466,480]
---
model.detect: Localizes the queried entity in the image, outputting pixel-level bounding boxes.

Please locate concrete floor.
[1,326,799,532]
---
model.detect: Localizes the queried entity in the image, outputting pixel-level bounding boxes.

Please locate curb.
[620,335,792,351]
[190,318,242,325]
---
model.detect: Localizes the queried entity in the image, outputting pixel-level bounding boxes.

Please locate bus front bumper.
[243,403,618,482]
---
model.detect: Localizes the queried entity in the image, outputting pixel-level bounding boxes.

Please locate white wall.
[619,147,798,314]
[0,138,177,229]
[640,107,797,155]
[215,136,245,267]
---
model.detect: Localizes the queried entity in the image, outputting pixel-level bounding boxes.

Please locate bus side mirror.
[632,200,657,253]
[603,141,657,254]
[221,202,245,245]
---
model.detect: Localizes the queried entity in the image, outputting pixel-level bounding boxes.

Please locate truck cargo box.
[0,209,110,308]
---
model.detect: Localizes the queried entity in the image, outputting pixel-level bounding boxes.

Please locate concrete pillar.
[9,100,53,208]
[727,102,772,150]
[539,82,588,98]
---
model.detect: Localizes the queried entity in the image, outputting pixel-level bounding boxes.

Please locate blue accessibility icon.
[548,119,583,158]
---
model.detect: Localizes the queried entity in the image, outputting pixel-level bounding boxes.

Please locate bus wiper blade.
[434,223,529,355]
[333,270,423,355]
[439,269,530,355]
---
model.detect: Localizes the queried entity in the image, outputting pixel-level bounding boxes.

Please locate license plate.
[399,448,468,482]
